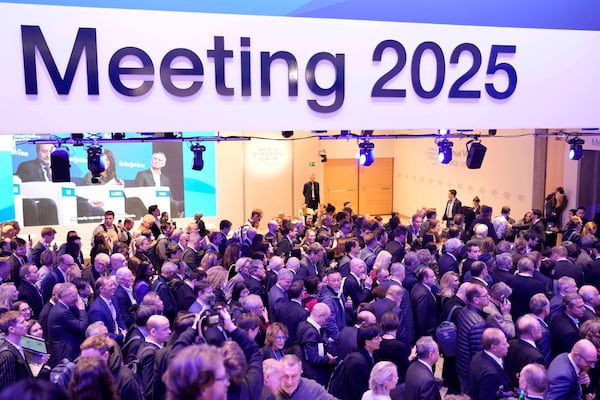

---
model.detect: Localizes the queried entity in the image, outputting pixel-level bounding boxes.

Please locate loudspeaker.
[466,142,487,169]
[50,147,71,182]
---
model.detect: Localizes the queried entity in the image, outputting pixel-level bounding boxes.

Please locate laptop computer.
[20,335,48,377]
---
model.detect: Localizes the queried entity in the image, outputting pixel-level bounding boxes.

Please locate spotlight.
[466,139,487,169]
[87,145,105,180]
[281,131,294,138]
[438,129,450,136]
[111,132,126,140]
[358,141,375,167]
[50,146,71,182]
[319,149,327,163]
[191,143,206,171]
[437,139,453,164]
[567,137,584,160]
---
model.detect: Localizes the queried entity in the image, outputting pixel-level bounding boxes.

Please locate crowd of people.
[0,191,600,400]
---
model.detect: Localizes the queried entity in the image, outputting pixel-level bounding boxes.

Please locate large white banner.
[0,3,599,132]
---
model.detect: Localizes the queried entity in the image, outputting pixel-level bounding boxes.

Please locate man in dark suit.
[274,281,308,348]
[442,189,462,227]
[15,143,53,182]
[8,237,28,288]
[552,245,584,286]
[384,226,408,264]
[529,293,552,364]
[335,310,376,360]
[469,328,510,400]
[302,174,320,211]
[89,276,128,344]
[550,293,586,358]
[17,264,44,319]
[319,271,351,348]
[40,253,73,303]
[579,285,600,324]
[114,267,137,328]
[275,222,298,260]
[530,209,546,249]
[410,267,438,339]
[0,311,33,391]
[137,315,171,400]
[244,260,268,307]
[342,258,372,309]
[468,205,499,243]
[30,226,56,268]
[507,256,547,320]
[504,314,547,389]
[134,152,171,187]
[298,243,323,281]
[267,268,292,319]
[296,303,336,386]
[438,238,461,276]
[546,339,597,400]
[517,363,548,400]
[47,282,88,367]
[407,213,423,246]
[404,336,442,400]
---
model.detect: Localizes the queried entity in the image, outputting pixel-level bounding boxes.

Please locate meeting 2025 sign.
[1,2,599,132]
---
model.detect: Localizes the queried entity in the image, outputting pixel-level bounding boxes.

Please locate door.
[359,158,394,215]
[323,159,358,211]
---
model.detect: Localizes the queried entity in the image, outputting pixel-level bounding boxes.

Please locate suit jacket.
[550,311,580,358]
[506,274,547,320]
[343,348,376,400]
[438,253,458,276]
[343,273,371,309]
[302,181,320,207]
[30,241,48,268]
[41,268,66,304]
[554,259,584,287]
[16,159,46,182]
[268,284,288,319]
[274,300,308,348]
[114,285,135,328]
[404,360,442,400]
[296,320,331,386]
[245,275,268,307]
[275,236,294,259]
[535,317,552,365]
[442,198,462,222]
[504,339,547,389]
[335,326,358,360]
[584,258,600,292]
[410,283,438,339]
[181,247,200,270]
[89,296,127,343]
[546,352,581,400]
[469,351,510,400]
[319,285,349,342]
[9,254,26,288]
[174,281,195,311]
[134,169,171,187]
[17,280,44,319]
[0,340,33,392]
[137,341,161,400]
[47,301,88,367]
[298,256,319,281]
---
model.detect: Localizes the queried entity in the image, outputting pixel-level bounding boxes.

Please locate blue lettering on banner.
[109,190,125,198]
[21,25,518,113]
[13,184,21,195]
[156,190,170,197]
[62,187,76,197]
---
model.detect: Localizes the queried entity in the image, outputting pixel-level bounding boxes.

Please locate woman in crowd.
[68,355,120,400]
[438,271,460,306]
[12,300,32,321]
[37,249,55,286]
[562,215,583,245]
[0,282,19,313]
[27,319,44,338]
[262,322,289,361]
[89,231,110,264]
[582,221,598,240]
[361,361,399,400]
[134,261,154,304]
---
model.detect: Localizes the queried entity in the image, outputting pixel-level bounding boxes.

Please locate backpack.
[435,305,460,357]
[327,356,349,399]
[50,357,77,390]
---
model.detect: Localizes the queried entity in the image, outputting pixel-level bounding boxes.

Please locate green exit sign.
[309,162,316,167]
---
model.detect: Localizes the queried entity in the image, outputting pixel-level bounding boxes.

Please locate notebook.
[20,335,48,377]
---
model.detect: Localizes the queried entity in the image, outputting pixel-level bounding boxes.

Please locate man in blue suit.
[546,339,597,400]
[89,276,127,344]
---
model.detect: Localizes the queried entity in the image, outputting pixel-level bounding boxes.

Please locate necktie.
[107,300,118,332]
[44,165,52,182]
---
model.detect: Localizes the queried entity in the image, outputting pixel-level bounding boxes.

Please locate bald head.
[571,339,598,372]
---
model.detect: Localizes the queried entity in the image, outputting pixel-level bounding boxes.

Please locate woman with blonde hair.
[0,282,19,313]
[581,221,597,240]
[361,361,398,400]
[438,271,460,300]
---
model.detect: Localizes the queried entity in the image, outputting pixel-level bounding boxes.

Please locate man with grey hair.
[285,257,302,281]
[114,266,136,328]
[405,336,441,400]
[438,238,462,276]
[549,276,578,322]
[507,256,547,320]
[267,268,293,319]
[529,293,552,364]
[343,258,373,309]
[469,327,510,400]
[518,363,548,400]
[578,284,600,323]
[550,293,586,357]
[505,314,547,389]
[85,321,109,337]
[490,252,513,284]
[265,255,284,291]
[151,262,178,322]
[402,251,419,293]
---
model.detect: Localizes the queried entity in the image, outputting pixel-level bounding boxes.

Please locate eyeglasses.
[579,354,597,365]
